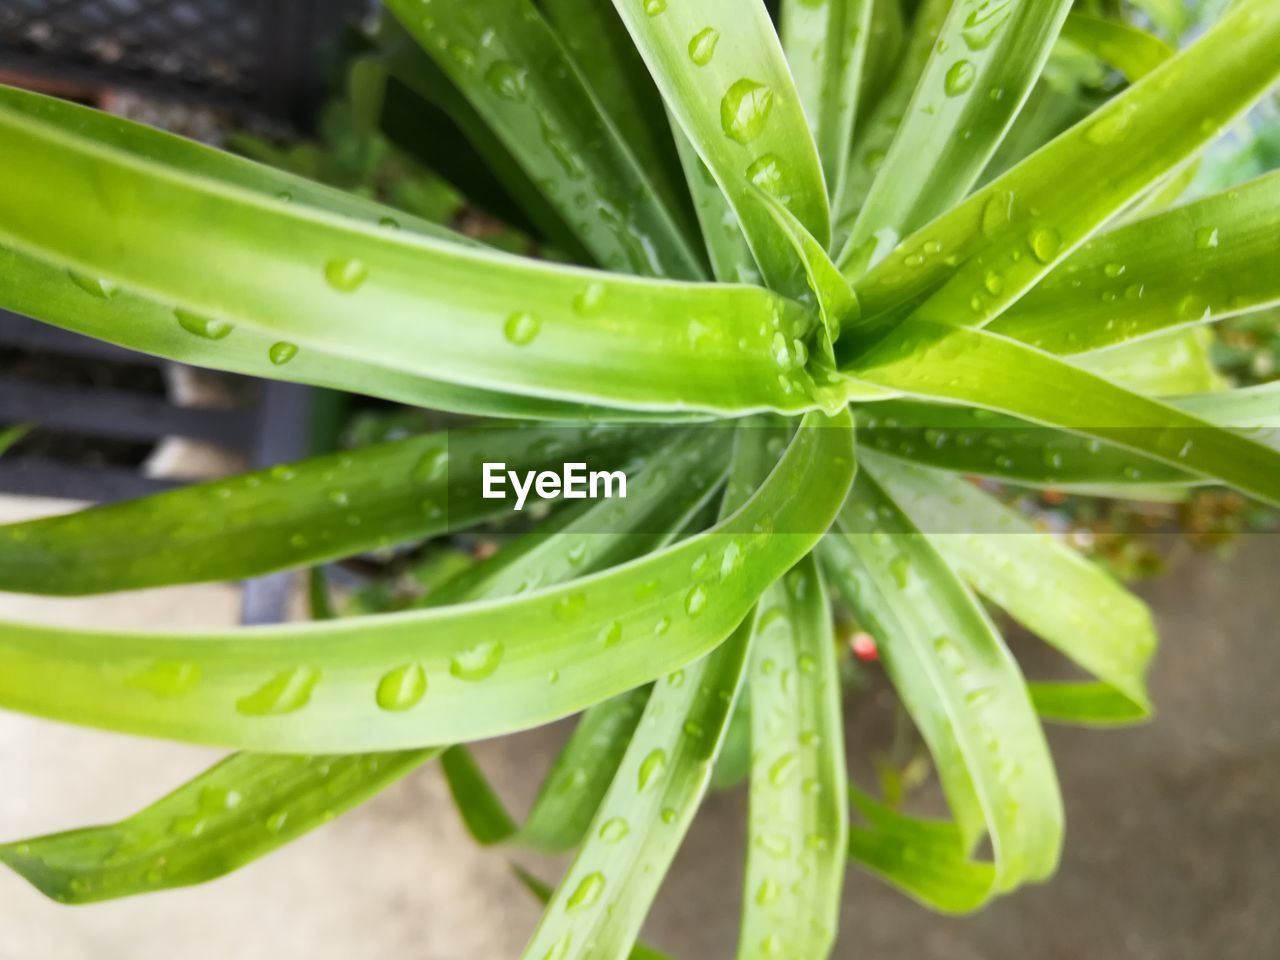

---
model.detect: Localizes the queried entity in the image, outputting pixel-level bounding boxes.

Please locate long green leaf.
[517,686,653,854]
[11,441,722,906]
[838,0,1073,266]
[522,619,752,960]
[845,0,1280,336]
[0,411,853,752]
[846,785,997,913]
[0,750,438,904]
[832,0,955,246]
[0,242,624,422]
[864,452,1156,723]
[737,557,847,959]
[0,423,661,595]
[513,868,674,960]
[1058,12,1174,83]
[376,24,589,257]
[1076,327,1223,397]
[990,172,1280,355]
[781,0,874,199]
[856,398,1193,487]
[383,0,704,279]
[610,0,830,293]
[0,83,474,248]
[0,87,827,416]
[540,0,698,252]
[671,122,760,285]
[521,422,818,960]
[845,321,1280,506]
[825,472,1062,899]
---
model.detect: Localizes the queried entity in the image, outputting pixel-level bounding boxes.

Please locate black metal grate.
[0,0,367,122]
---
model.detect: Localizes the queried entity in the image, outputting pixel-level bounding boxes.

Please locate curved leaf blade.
[846,321,1280,506]
[846,0,1280,337]
[0,412,854,752]
[831,0,954,247]
[0,750,438,904]
[990,172,1280,355]
[825,472,1063,898]
[737,557,847,959]
[0,88,822,416]
[0,423,661,595]
[384,0,704,279]
[781,0,874,200]
[610,0,831,293]
[1058,12,1173,84]
[839,0,1073,265]
[864,452,1156,722]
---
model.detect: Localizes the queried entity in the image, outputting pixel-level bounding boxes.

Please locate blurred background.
[0,1,1277,957]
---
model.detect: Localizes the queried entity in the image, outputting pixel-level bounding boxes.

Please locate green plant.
[0,1,1278,957]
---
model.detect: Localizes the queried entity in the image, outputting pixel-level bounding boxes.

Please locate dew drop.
[962,2,1011,50]
[554,593,586,622]
[266,811,289,834]
[376,663,427,712]
[324,257,368,293]
[413,446,450,485]
[643,0,666,15]
[720,541,744,580]
[684,584,709,617]
[1177,294,1210,321]
[638,748,667,791]
[747,153,784,197]
[599,817,630,842]
[755,878,781,906]
[175,308,233,341]
[688,27,720,66]
[1103,262,1126,279]
[983,270,1005,296]
[600,621,623,647]
[565,872,605,911]
[269,341,299,366]
[484,60,527,101]
[573,282,606,316]
[504,311,541,346]
[127,661,202,698]
[236,667,321,716]
[721,79,775,144]
[1195,227,1220,250]
[889,553,912,588]
[1029,227,1061,264]
[1085,102,1136,145]
[68,271,119,299]
[944,60,976,97]
[449,641,504,681]
[981,190,1015,239]
[768,752,798,787]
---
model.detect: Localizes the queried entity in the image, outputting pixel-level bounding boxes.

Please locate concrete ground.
[0,492,1276,959]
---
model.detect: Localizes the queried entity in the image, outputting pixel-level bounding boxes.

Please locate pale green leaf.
[991,172,1280,355]
[610,0,830,293]
[846,0,1280,337]
[0,86,825,416]
[0,423,662,595]
[383,0,704,279]
[781,0,874,199]
[839,0,1073,266]
[0,411,854,752]
[864,452,1156,723]
[738,557,847,959]
[826,471,1063,897]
